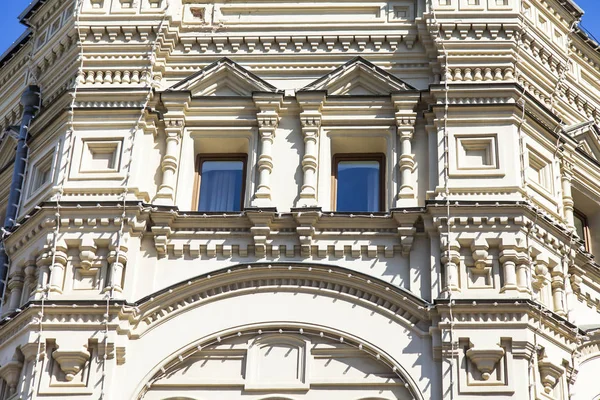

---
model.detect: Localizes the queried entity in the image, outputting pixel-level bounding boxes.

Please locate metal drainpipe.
[0,85,41,309]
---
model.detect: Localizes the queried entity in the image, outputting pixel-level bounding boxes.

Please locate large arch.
[115,263,434,400]
[138,325,420,400]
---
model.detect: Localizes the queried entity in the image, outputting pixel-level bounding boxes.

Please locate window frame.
[574,209,592,253]
[193,153,248,212]
[331,153,386,212]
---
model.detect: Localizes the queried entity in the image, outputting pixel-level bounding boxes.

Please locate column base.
[152,190,175,206]
[250,197,273,208]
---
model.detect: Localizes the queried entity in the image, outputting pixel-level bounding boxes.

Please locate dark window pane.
[336,160,380,212]
[574,213,587,248]
[198,160,244,212]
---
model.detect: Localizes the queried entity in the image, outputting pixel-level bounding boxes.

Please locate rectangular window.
[574,210,591,252]
[28,152,54,197]
[194,155,246,212]
[332,154,385,212]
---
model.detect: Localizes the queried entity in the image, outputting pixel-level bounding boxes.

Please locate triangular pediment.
[0,132,16,171]
[169,58,278,97]
[565,121,600,162]
[301,57,416,96]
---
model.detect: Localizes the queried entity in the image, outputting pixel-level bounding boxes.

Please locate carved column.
[296,92,325,208]
[6,271,24,312]
[532,253,550,294]
[154,118,184,205]
[251,93,283,208]
[551,260,567,317]
[471,238,491,275]
[561,158,575,231]
[22,259,37,303]
[106,245,127,293]
[48,245,68,294]
[516,249,531,294]
[441,240,461,294]
[35,252,51,297]
[499,240,518,294]
[392,94,419,207]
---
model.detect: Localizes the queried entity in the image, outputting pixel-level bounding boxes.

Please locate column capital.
[296,91,326,111]
[164,117,185,130]
[254,92,284,134]
[253,92,284,111]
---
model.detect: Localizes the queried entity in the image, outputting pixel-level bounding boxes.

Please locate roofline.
[559,0,584,17]
[0,29,32,70]
[18,0,47,25]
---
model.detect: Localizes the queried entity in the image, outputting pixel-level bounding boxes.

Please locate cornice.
[125,262,432,338]
[3,200,586,267]
[434,299,582,351]
[0,282,587,357]
[0,262,432,347]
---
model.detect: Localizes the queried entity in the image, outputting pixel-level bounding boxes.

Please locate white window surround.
[244,335,310,390]
[488,0,513,11]
[459,0,485,11]
[387,2,415,22]
[320,127,395,211]
[449,133,504,178]
[175,128,257,211]
[80,140,121,173]
[436,0,455,9]
[526,148,554,196]
[70,136,125,181]
[27,151,55,200]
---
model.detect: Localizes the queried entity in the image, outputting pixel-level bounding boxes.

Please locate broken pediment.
[564,121,600,162]
[300,57,416,96]
[168,58,278,97]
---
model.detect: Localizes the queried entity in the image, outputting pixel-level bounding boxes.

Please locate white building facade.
[0,0,599,398]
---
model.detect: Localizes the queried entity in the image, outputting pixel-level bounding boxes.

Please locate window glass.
[198,160,244,212]
[336,160,381,212]
[574,212,588,251]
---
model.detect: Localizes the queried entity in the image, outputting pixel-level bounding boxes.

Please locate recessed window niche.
[70,136,124,180]
[80,140,121,173]
[451,134,503,177]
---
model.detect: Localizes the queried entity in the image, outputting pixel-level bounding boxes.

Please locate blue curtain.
[198,161,244,212]
[336,161,380,212]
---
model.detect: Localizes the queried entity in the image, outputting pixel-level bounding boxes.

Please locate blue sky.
[0,0,599,56]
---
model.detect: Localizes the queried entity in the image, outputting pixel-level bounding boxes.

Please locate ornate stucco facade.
[0,0,600,399]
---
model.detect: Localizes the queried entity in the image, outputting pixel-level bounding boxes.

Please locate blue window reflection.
[198,160,244,212]
[336,160,381,212]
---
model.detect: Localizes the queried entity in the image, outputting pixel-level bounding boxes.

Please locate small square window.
[527,150,553,192]
[467,0,480,5]
[195,155,246,212]
[457,137,497,169]
[574,210,591,253]
[496,0,508,5]
[538,16,548,33]
[80,140,122,173]
[29,153,54,197]
[333,154,385,212]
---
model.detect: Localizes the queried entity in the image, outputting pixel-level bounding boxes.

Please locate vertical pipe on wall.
[0,85,41,308]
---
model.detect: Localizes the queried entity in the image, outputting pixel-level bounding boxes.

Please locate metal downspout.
[0,85,41,308]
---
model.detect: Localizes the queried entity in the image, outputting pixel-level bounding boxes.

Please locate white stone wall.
[0,0,598,399]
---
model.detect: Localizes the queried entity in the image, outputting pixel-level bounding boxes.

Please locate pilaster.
[392,93,419,207]
[560,157,575,231]
[251,93,284,209]
[296,92,326,208]
[441,240,461,294]
[154,118,185,206]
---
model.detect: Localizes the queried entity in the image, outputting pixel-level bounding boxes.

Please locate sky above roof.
[0,0,599,61]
